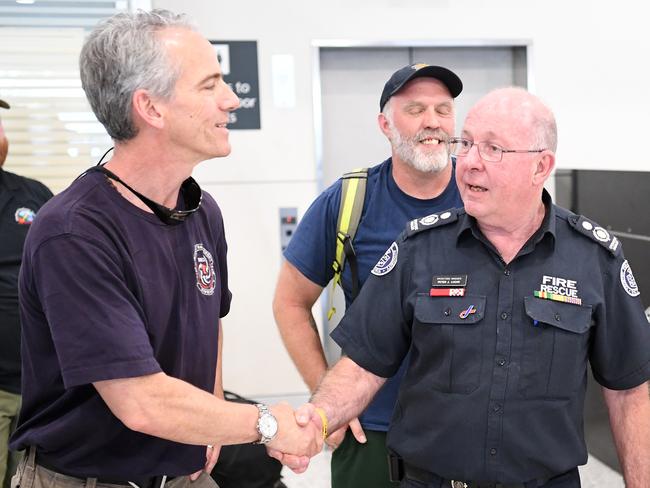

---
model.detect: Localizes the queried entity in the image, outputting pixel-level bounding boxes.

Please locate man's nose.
[422,107,441,130]
[221,83,240,112]
[457,143,484,171]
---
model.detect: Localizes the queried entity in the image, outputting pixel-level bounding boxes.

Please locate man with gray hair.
[9,9,321,488]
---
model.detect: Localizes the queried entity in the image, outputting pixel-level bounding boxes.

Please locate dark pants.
[11,449,219,488]
[331,429,398,488]
[400,467,581,488]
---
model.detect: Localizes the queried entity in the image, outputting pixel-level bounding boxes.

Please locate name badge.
[431,275,467,288]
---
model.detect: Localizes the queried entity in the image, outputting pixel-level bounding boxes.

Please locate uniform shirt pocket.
[519,296,593,399]
[413,294,486,394]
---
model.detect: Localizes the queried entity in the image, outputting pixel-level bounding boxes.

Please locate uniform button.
[555,313,561,321]
[492,404,501,412]
[504,269,511,276]
[444,308,451,316]
[500,312,508,320]
[497,358,506,366]
[489,448,497,456]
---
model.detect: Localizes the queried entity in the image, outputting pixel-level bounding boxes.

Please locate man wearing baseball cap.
[0,97,52,488]
[273,63,464,487]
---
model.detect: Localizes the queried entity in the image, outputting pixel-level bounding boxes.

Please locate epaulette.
[567,213,622,257]
[405,208,459,238]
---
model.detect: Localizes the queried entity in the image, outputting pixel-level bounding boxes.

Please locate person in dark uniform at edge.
[273,64,463,487]
[8,9,323,488]
[0,98,52,488]
[273,87,650,487]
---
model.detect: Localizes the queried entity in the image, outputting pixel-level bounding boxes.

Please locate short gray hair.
[534,112,558,153]
[381,98,393,119]
[80,9,197,141]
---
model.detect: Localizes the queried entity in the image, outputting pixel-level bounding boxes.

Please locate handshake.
[263,403,365,474]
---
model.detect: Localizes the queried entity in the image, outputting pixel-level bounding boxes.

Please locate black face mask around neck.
[84,148,203,225]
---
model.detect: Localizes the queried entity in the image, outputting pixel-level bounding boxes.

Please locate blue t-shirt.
[10,170,231,478]
[284,157,462,431]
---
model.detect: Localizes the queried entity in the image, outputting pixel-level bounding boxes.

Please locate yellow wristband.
[314,407,328,440]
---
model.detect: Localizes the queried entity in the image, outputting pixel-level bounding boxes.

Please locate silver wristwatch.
[255,403,278,444]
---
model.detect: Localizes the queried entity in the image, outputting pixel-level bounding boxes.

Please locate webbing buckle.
[336,231,351,245]
[451,482,468,488]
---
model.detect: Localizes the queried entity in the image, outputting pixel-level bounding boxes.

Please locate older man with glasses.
[275,87,650,488]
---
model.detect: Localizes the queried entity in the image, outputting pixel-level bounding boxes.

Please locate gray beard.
[390,127,449,173]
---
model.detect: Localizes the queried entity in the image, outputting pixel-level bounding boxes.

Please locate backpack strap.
[328,168,368,320]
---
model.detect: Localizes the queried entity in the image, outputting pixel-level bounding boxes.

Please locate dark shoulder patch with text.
[405,208,459,239]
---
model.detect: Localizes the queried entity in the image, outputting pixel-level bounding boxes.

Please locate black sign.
[210,40,260,130]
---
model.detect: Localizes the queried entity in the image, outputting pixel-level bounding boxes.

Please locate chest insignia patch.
[15,207,36,225]
[534,275,582,305]
[193,243,216,296]
[620,260,640,297]
[371,241,398,277]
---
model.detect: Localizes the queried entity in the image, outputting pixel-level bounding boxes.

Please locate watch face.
[259,413,278,438]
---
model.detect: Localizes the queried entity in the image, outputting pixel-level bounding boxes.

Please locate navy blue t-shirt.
[284,158,462,431]
[10,169,231,478]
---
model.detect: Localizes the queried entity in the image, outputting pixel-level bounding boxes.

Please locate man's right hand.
[266,402,323,461]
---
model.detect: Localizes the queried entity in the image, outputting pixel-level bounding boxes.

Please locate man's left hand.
[189,444,221,481]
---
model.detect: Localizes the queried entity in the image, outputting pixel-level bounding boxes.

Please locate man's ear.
[378,112,392,139]
[532,150,555,185]
[132,89,165,130]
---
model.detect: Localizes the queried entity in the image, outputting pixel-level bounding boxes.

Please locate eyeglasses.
[448,137,546,162]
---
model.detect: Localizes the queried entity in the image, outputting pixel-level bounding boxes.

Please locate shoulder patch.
[405,208,459,238]
[620,260,640,297]
[371,241,399,276]
[568,214,622,256]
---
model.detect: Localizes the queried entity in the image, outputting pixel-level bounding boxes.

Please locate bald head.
[456,87,557,231]
[467,87,557,152]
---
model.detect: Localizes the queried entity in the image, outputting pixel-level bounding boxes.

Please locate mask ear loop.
[97,146,115,165]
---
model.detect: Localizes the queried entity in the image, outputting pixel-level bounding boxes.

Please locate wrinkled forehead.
[463,101,533,141]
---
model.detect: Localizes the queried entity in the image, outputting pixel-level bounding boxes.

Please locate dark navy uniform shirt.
[0,168,52,394]
[332,191,650,484]
[10,170,231,478]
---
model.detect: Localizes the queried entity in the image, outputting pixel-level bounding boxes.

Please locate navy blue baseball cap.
[0,98,9,110]
[380,63,463,111]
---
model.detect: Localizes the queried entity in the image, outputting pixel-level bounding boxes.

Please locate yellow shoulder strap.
[328,168,368,320]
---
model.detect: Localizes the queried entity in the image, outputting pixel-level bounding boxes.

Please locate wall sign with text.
[210,40,260,130]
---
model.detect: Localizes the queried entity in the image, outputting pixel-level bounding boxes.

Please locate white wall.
[153,0,650,397]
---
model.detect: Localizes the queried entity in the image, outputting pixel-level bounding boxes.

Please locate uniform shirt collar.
[457,189,557,252]
[0,167,29,191]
